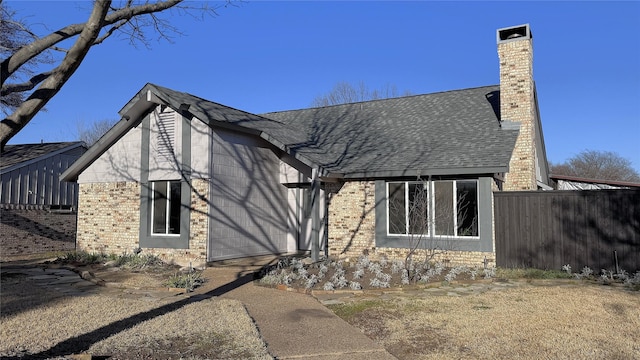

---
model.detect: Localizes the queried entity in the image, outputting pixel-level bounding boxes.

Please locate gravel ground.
[0,274,272,359]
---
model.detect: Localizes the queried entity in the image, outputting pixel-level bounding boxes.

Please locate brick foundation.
[366,248,495,268]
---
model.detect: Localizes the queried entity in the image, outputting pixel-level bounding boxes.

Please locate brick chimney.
[498,24,538,191]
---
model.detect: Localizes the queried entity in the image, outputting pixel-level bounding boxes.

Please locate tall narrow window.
[408,183,429,235]
[434,181,454,235]
[387,182,407,234]
[151,181,181,235]
[456,181,478,236]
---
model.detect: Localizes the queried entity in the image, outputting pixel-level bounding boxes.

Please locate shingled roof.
[262,85,519,178]
[146,84,307,154]
[148,83,519,178]
[62,83,519,181]
[1,142,86,172]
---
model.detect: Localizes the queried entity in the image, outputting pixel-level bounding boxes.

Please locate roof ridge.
[262,84,500,115]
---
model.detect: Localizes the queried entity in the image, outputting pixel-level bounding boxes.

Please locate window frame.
[150,180,182,236]
[386,179,479,238]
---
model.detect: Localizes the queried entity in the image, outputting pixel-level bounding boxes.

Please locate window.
[151,181,181,235]
[387,180,478,237]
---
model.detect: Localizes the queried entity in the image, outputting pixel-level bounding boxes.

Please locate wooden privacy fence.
[494,189,640,273]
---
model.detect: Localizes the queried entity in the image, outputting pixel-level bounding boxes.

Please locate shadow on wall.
[495,190,640,273]
[83,88,502,261]
[555,189,640,272]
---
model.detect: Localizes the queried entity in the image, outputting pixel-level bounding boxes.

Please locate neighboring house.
[550,174,640,190]
[1,141,87,259]
[61,24,550,267]
[1,141,87,208]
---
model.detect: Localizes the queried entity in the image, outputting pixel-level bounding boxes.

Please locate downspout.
[311,167,320,262]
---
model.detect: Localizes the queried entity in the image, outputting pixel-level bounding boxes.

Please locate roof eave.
[1,142,87,174]
[335,166,510,180]
[61,87,161,182]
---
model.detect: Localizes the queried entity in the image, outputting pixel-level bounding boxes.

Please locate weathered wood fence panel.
[494,190,640,272]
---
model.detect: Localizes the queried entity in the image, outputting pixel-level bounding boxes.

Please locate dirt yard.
[0,266,271,359]
[3,256,639,359]
[329,282,640,359]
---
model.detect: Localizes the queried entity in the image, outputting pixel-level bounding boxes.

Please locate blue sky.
[5,1,640,172]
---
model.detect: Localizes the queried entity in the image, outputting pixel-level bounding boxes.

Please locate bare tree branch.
[0,0,111,150]
[311,81,413,107]
[1,0,232,150]
[1,0,184,87]
[551,150,640,182]
[93,19,129,45]
[1,71,52,96]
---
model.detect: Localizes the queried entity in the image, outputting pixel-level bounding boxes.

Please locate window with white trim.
[387,180,478,237]
[151,180,181,235]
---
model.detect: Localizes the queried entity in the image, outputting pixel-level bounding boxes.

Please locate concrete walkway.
[1,259,396,360]
[193,263,397,360]
[3,257,587,360]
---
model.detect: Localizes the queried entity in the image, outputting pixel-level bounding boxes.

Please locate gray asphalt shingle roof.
[1,142,85,171]
[148,84,307,152]
[63,84,519,181]
[262,85,518,177]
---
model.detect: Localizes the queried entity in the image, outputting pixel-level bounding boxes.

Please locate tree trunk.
[0,0,111,151]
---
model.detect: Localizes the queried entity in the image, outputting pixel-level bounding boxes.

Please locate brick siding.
[76,182,141,254]
[326,181,377,258]
[76,179,209,267]
[326,181,496,267]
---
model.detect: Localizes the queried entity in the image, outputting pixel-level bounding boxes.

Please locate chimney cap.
[497,24,532,44]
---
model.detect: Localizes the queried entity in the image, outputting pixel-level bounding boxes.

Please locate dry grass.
[0,278,271,359]
[331,284,640,359]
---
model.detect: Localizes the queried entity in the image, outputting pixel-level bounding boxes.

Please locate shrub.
[164,270,205,292]
[58,251,108,264]
[113,252,164,269]
[323,282,335,291]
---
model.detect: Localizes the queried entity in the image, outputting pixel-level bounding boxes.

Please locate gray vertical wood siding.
[208,127,289,261]
[1,146,86,207]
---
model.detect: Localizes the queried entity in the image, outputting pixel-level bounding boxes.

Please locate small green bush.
[58,251,109,264]
[57,251,164,269]
[164,271,205,292]
[113,252,164,269]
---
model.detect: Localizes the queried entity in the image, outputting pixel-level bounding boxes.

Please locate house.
[1,141,87,208]
[61,24,549,268]
[550,174,640,190]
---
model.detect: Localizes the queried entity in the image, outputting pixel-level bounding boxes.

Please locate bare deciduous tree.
[0,4,54,113]
[76,118,118,146]
[551,150,640,182]
[0,0,231,151]
[311,81,412,107]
